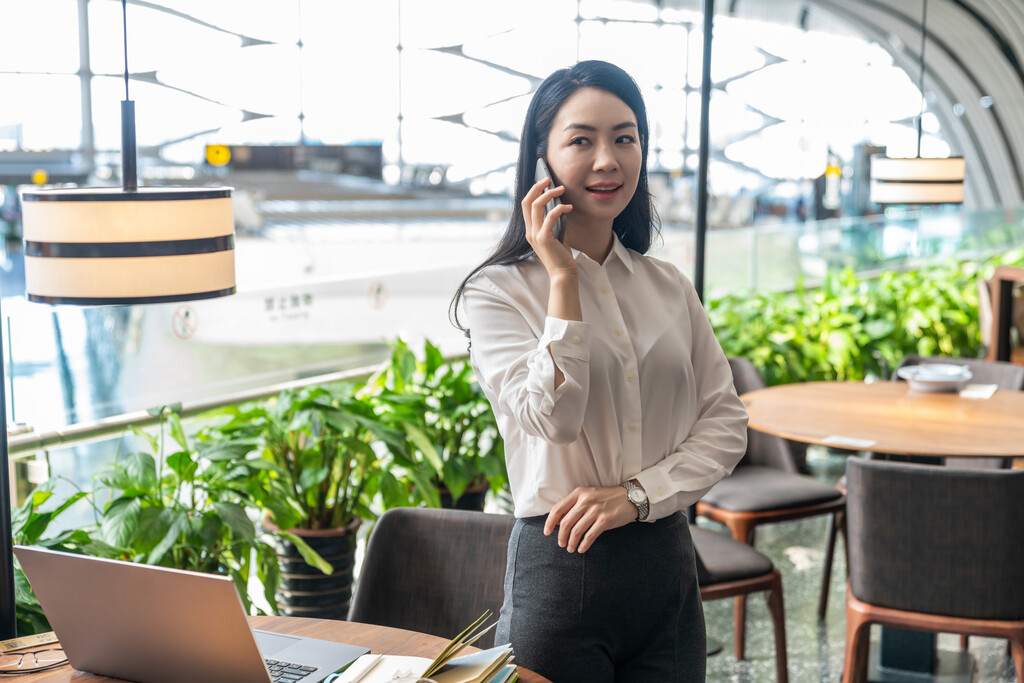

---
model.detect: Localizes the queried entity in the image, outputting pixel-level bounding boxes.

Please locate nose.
[592,141,618,172]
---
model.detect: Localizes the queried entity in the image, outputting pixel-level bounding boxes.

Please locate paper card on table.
[822,435,877,449]
[959,383,998,399]
[334,654,430,683]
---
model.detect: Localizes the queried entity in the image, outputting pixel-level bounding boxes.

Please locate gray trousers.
[495,511,705,683]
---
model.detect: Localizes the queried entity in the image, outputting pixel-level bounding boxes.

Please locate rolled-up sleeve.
[633,275,748,518]
[464,275,591,445]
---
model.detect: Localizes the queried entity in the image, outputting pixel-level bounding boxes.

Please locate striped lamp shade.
[20,186,236,305]
[869,156,965,205]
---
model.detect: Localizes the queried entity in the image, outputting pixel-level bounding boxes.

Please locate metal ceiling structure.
[670,0,1024,209]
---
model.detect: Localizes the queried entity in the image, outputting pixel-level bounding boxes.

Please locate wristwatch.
[621,479,650,522]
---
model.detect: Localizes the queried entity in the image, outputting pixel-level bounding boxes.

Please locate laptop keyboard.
[265,658,318,682]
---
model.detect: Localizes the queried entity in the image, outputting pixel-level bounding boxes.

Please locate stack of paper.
[337,611,517,683]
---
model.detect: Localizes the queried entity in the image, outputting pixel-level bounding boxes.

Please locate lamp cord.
[120,0,137,191]
[916,0,928,158]
[122,0,130,100]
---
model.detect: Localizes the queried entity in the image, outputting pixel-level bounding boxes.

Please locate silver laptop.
[14,545,369,683]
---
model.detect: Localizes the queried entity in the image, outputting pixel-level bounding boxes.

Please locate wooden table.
[10,616,552,682]
[741,380,1024,683]
[741,380,1024,458]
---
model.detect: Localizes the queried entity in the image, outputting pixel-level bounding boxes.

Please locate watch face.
[628,488,647,504]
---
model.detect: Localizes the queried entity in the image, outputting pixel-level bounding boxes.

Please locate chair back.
[348,508,514,647]
[727,357,798,472]
[845,458,1024,620]
[894,355,1024,390]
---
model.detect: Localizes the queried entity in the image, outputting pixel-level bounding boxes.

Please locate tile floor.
[700,448,1018,683]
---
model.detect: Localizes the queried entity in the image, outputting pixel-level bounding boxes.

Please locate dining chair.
[697,357,846,622]
[841,458,1024,683]
[348,507,514,648]
[892,354,1024,470]
[693,524,789,683]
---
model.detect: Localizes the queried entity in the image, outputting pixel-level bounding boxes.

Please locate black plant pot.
[439,480,489,511]
[265,518,361,621]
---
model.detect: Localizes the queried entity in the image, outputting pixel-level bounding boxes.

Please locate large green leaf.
[101,497,143,548]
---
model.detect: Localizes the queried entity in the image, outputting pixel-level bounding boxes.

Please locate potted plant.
[369,338,507,511]
[90,407,282,615]
[205,384,402,620]
[10,408,283,633]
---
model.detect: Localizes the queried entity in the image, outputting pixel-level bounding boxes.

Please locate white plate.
[896,364,973,393]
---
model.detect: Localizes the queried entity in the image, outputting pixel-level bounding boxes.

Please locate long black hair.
[449,60,659,332]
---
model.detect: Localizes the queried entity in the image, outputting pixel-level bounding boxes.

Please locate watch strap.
[621,479,650,522]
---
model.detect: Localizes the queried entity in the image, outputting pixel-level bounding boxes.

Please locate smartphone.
[535,158,567,243]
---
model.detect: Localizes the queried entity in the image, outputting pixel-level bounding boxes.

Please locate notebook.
[14,545,369,683]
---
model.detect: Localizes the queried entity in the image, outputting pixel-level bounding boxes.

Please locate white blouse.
[463,236,748,520]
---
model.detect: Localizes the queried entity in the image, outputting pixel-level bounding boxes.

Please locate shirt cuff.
[541,316,589,361]
[527,317,589,414]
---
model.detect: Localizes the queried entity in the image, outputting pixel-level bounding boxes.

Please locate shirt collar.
[570,234,636,274]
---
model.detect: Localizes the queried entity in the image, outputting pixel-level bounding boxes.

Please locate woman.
[451,60,748,682]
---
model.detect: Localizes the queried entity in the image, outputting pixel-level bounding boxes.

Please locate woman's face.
[544,87,642,235]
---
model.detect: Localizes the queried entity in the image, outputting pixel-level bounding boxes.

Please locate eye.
[569,136,590,146]
[616,134,637,144]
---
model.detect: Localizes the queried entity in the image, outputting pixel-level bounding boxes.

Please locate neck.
[566,221,615,264]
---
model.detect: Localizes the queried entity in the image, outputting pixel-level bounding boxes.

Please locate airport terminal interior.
[2,0,1024,681]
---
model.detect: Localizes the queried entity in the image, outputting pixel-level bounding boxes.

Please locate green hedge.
[707,249,1024,386]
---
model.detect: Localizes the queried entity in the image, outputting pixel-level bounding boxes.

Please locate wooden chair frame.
[697,495,847,622]
[842,589,1024,683]
[700,568,789,683]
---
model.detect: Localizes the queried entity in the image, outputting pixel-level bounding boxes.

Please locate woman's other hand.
[544,485,637,553]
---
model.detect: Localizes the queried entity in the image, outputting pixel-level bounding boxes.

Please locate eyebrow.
[563,122,638,132]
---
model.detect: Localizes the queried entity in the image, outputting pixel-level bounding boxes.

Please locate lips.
[586,183,622,194]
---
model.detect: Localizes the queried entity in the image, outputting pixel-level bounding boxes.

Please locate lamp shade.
[20,186,236,305]
[869,156,965,205]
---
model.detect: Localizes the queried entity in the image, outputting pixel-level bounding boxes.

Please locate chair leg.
[723,519,757,661]
[734,591,747,660]
[766,571,789,683]
[842,600,872,683]
[1010,634,1024,683]
[819,510,839,620]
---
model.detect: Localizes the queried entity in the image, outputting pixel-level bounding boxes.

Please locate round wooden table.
[741,380,1024,458]
[8,617,552,682]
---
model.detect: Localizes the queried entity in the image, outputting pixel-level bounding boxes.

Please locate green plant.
[206,384,403,533]
[707,250,1024,385]
[369,338,506,507]
[90,407,282,613]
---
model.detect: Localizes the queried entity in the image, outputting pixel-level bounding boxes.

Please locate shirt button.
[601,286,610,295]
[614,328,624,336]
[571,335,580,344]
[626,373,635,382]
[628,423,639,432]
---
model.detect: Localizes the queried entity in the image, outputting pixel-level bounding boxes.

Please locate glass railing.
[3,201,1022,474]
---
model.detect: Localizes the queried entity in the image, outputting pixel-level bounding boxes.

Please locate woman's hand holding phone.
[524,165,574,279]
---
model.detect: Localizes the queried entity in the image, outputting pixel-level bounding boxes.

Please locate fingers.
[546,487,634,554]
[522,178,570,247]
[544,488,577,536]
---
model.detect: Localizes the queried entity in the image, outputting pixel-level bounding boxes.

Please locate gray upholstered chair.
[892,355,1024,470]
[348,507,514,648]
[697,357,846,621]
[693,525,788,683]
[842,458,1024,683]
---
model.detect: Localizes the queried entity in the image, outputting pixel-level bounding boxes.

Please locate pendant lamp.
[870,0,965,205]
[3,0,235,638]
